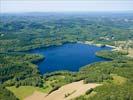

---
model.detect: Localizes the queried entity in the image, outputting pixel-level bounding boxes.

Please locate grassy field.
[111,74,127,85]
[6,85,52,100]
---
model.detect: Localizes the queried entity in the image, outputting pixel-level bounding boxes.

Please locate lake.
[31,43,111,74]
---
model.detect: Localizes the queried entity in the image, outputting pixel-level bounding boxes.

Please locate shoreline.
[78,41,133,57]
[79,41,133,58]
[77,41,117,49]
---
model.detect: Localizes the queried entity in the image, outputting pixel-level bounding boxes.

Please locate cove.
[30,43,111,74]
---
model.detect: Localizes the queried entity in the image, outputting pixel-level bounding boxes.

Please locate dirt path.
[24,80,101,100]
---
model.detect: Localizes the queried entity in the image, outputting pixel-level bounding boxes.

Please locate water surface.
[31,43,111,74]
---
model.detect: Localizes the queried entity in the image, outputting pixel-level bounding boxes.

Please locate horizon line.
[1,10,133,14]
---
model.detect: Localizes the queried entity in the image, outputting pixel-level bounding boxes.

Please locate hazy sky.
[1,0,133,13]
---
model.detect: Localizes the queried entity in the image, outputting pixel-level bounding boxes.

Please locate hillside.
[0,13,133,100]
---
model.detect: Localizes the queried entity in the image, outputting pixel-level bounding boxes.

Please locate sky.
[1,0,133,13]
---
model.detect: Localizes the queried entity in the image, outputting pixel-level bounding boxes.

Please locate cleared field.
[6,85,52,100]
[25,80,101,100]
[111,74,127,85]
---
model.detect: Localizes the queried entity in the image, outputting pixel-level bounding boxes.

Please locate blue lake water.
[31,43,111,74]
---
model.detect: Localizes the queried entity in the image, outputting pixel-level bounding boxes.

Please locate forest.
[0,13,133,53]
[0,13,133,100]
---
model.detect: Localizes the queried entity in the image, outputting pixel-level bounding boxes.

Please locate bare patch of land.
[127,48,133,57]
[24,80,101,100]
[25,91,47,100]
